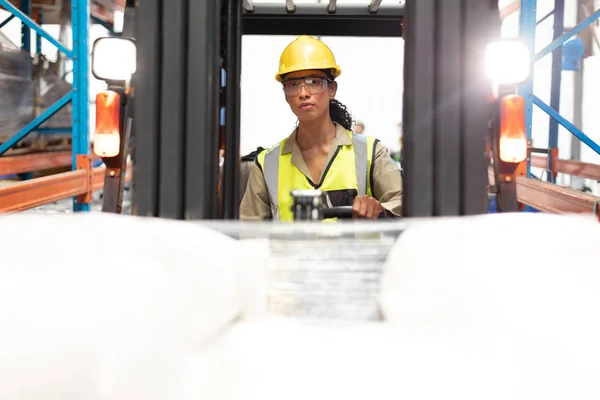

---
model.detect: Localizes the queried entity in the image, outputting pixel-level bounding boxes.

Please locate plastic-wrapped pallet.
[266,233,397,320]
[0,213,269,400]
[201,221,404,321]
[380,213,600,399]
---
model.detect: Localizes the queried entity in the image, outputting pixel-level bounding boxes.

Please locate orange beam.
[0,152,72,175]
[499,0,520,20]
[0,162,133,213]
[531,155,600,182]
[516,176,600,215]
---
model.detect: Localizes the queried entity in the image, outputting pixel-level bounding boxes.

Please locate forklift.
[91,0,529,221]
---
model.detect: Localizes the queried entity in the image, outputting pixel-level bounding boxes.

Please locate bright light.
[499,95,527,164]
[113,10,124,34]
[499,136,527,163]
[92,37,136,81]
[485,40,530,85]
[94,133,120,158]
[93,91,121,158]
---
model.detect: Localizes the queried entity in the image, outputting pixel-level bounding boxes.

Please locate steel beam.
[242,4,403,37]
[0,0,73,57]
[531,155,600,182]
[516,176,600,214]
[403,0,498,217]
[461,0,499,215]
[433,0,461,216]
[223,0,243,220]
[0,151,72,175]
[132,0,161,217]
[533,96,600,155]
[535,7,600,61]
[158,0,187,219]
[185,0,221,219]
[402,0,434,216]
[0,164,132,213]
[547,0,564,183]
[0,92,72,155]
[71,0,91,212]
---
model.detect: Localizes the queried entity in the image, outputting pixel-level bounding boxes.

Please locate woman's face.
[282,69,337,123]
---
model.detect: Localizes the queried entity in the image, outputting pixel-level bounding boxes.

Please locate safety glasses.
[282,76,331,96]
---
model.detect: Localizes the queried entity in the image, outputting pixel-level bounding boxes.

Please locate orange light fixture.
[499,94,527,164]
[93,91,121,158]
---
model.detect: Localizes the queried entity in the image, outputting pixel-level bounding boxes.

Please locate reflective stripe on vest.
[257,131,376,222]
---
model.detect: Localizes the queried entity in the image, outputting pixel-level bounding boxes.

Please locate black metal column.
[222,0,243,220]
[433,0,462,215]
[185,0,221,219]
[402,0,435,217]
[132,0,161,217]
[158,0,187,219]
[460,0,499,215]
[402,0,499,217]
[133,0,221,220]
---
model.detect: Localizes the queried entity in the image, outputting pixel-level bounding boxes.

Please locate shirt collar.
[281,122,352,154]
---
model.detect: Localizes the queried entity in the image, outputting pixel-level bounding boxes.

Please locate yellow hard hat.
[275,35,342,82]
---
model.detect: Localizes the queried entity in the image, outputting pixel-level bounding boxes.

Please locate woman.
[239,35,402,221]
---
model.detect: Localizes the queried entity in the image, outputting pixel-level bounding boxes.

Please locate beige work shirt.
[239,123,403,220]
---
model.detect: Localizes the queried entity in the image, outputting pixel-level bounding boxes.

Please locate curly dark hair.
[329,99,354,131]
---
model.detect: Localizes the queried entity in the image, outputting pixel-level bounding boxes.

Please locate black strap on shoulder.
[241,146,265,162]
[370,139,380,196]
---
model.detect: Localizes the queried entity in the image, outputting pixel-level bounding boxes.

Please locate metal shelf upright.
[518,0,600,182]
[0,0,91,212]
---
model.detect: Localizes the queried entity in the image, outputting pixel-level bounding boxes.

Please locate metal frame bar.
[71,0,91,211]
[531,155,600,182]
[0,13,15,28]
[518,0,536,181]
[519,1,600,192]
[533,96,600,155]
[0,151,72,175]
[433,0,461,215]
[242,4,403,37]
[547,0,564,183]
[461,0,498,215]
[402,0,435,216]
[0,0,73,57]
[0,0,91,212]
[535,7,600,61]
[20,0,30,52]
[185,0,220,219]
[223,0,242,219]
[132,0,161,217]
[0,92,73,155]
[158,0,187,219]
[0,163,133,213]
[516,176,600,214]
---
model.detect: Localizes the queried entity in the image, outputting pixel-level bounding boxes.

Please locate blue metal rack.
[0,0,91,211]
[519,0,600,183]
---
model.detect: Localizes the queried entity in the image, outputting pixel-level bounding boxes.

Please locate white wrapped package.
[175,317,514,400]
[380,213,600,399]
[0,213,268,400]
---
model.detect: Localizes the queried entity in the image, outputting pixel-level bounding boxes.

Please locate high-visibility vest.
[256,131,377,222]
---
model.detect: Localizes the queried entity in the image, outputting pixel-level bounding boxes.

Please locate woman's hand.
[352,196,385,219]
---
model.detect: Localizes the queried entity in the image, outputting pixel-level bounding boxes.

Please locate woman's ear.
[329,81,337,99]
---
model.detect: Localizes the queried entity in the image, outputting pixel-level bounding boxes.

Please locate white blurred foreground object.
[0,213,268,400]
[1,213,599,400]
[380,213,600,399]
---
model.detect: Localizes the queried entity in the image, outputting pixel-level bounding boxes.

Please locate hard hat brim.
[275,66,342,82]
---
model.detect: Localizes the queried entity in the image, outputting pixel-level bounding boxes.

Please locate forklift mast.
[131,0,502,220]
